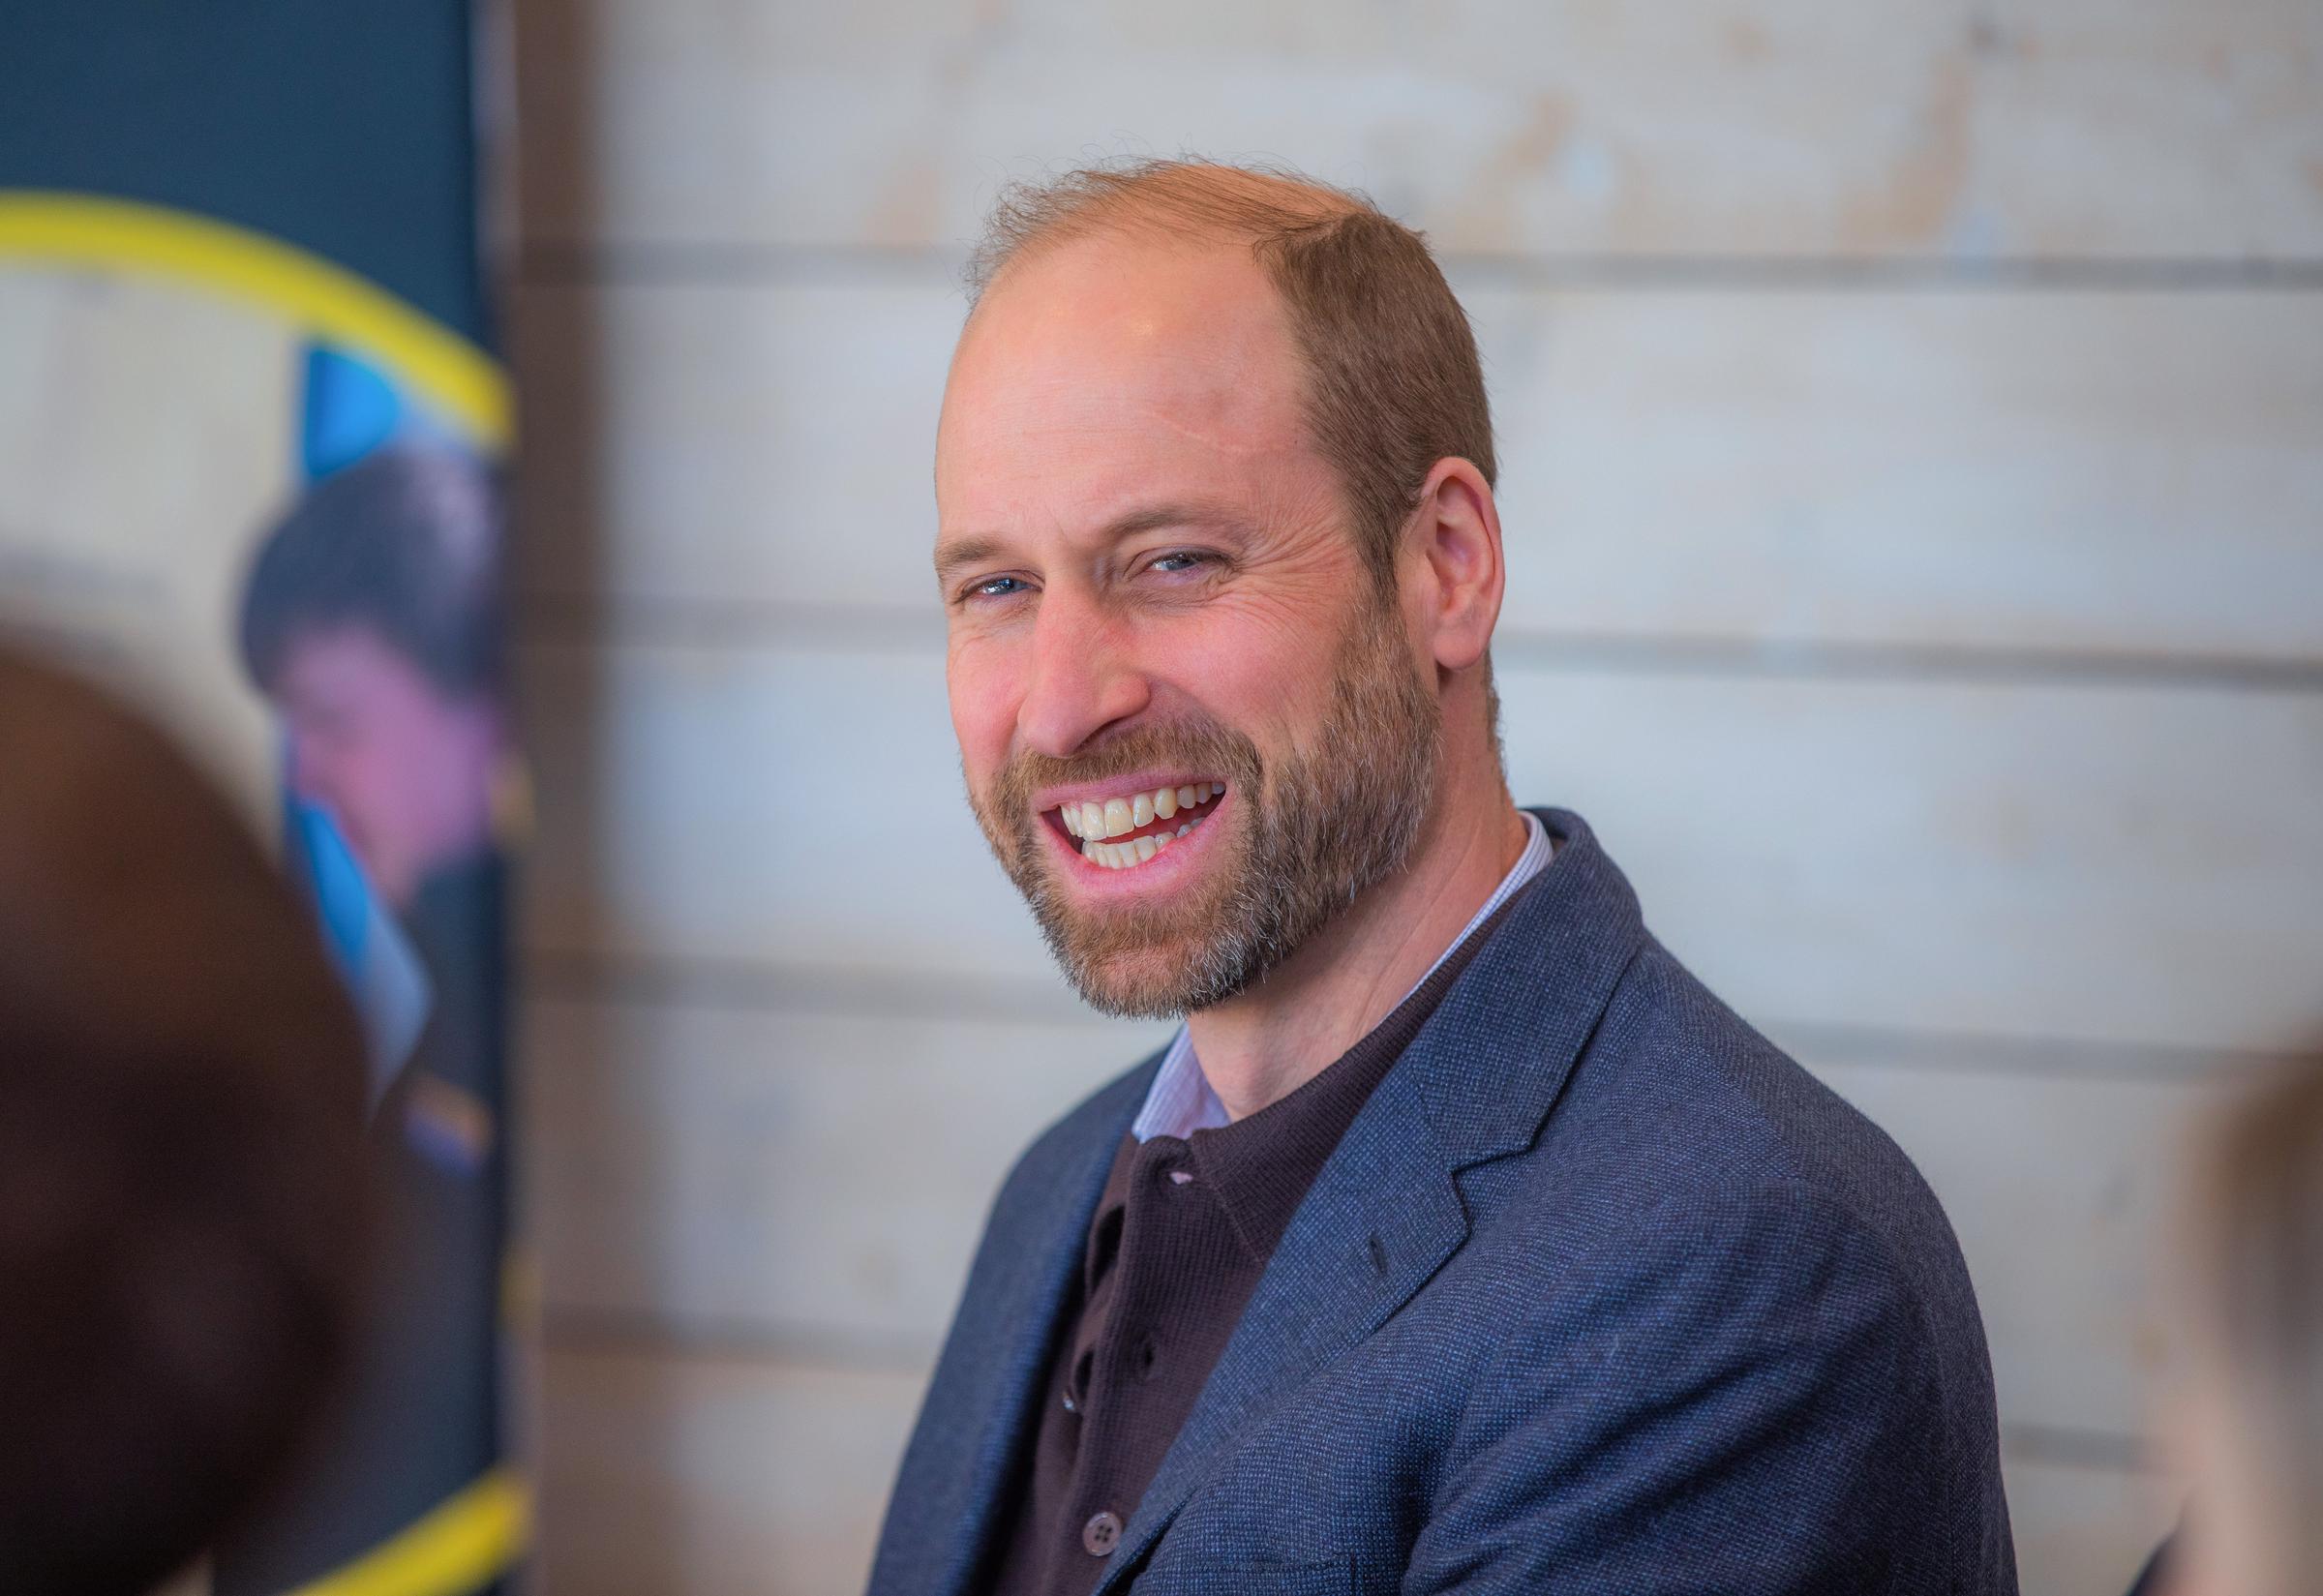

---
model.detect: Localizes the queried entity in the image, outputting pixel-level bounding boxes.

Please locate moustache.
[988,719,1265,833]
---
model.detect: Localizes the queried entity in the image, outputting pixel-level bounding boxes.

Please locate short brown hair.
[0,646,370,1594]
[967,159,1496,586]
[240,442,502,698]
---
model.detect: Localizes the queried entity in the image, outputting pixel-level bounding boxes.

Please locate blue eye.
[1150,551,1206,573]
[970,575,1026,599]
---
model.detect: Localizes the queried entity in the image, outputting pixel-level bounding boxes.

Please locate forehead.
[277,623,434,703]
[935,233,1316,533]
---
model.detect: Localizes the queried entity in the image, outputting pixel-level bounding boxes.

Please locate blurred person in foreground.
[221,442,515,1591]
[870,159,2016,1596]
[2141,1058,2323,1596]
[0,646,368,1594]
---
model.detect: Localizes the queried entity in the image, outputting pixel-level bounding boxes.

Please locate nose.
[1014,589,1150,759]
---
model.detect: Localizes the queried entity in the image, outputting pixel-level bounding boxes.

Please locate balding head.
[961,159,1495,582]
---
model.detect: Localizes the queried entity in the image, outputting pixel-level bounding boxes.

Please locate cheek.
[338,745,408,820]
[946,640,1020,782]
[337,709,441,812]
[1154,602,1339,743]
[295,730,363,796]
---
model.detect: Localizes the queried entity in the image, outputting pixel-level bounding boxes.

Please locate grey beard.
[1007,605,1442,1019]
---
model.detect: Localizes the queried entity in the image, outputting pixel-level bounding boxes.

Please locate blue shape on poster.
[300,343,405,481]
[291,791,370,972]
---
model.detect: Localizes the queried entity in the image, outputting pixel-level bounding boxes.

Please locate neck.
[1186,768,1527,1121]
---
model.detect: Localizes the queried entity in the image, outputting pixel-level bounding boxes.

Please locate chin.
[1053,937,1204,1019]
[1062,954,1197,1020]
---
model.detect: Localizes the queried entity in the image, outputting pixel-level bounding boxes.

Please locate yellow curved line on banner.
[287,1468,528,1596]
[0,191,508,449]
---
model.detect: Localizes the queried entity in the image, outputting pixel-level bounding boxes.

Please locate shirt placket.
[1061,1135,1210,1578]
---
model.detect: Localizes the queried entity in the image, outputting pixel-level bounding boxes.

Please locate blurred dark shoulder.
[0,643,372,1596]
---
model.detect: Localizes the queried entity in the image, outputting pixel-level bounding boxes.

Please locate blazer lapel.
[869,1060,1154,1596]
[1093,1066,1470,1594]
[1090,808,1647,1592]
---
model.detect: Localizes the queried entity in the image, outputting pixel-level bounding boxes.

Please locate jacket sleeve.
[1401,1182,1990,1596]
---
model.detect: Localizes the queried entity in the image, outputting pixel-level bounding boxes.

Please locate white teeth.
[1064,785,1225,868]
[1071,822,1192,867]
[1062,784,1221,848]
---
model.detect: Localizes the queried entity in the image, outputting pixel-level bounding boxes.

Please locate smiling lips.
[1049,782,1224,870]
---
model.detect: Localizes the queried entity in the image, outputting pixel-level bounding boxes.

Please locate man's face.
[273,624,500,910]
[937,234,1441,1017]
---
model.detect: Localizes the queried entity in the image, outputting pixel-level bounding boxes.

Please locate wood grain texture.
[537,1342,922,1596]
[519,641,2323,1053]
[511,0,2323,259]
[2003,1456,2180,1596]
[512,276,2323,663]
[1470,285,2323,665]
[523,998,1159,1353]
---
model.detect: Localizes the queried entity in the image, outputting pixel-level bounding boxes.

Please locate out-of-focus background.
[508,4,2323,1594]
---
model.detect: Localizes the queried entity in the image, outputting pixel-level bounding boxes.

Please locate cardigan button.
[1082,1511,1123,1556]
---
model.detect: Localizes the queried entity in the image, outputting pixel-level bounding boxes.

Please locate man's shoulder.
[1469,936,1987,1365]
[1593,942,1943,1225]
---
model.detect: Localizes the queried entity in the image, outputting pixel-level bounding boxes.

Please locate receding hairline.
[956,155,1497,573]
[964,159,1381,308]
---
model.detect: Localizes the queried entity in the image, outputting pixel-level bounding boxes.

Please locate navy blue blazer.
[868,809,2016,1595]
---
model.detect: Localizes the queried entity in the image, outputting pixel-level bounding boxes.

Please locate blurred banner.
[0,5,524,1594]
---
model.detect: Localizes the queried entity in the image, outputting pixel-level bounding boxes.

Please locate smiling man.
[870,161,2016,1596]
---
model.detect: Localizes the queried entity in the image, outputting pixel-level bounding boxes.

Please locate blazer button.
[1081,1511,1123,1556]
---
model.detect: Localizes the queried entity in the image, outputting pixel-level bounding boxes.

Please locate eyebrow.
[933,503,1246,587]
[932,536,1007,587]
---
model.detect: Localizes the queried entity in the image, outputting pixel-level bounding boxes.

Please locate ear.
[1402,457,1505,675]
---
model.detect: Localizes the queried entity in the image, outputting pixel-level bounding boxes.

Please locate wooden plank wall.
[505,4,2323,1591]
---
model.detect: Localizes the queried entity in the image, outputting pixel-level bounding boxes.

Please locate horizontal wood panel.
[511,277,2323,663]
[523,993,2220,1439]
[511,0,2323,259]
[522,999,1161,1349]
[2003,1456,2179,1596]
[519,643,2323,1053]
[538,1342,921,1596]
[532,1326,2178,1596]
